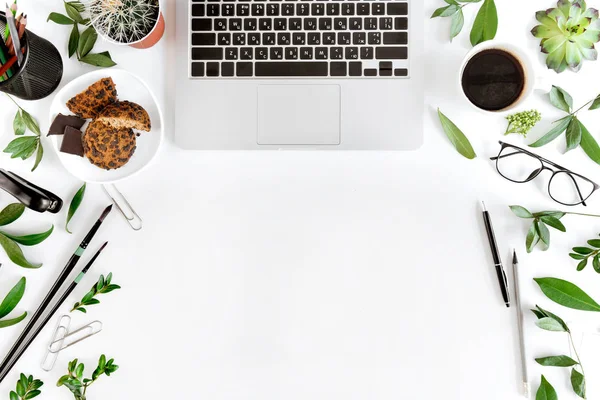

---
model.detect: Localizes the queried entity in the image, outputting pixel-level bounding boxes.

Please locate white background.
[1,0,600,399]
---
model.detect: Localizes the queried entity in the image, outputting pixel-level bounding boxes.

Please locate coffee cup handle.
[534,75,552,93]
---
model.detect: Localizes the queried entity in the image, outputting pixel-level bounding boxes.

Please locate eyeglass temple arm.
[566,173,588,206]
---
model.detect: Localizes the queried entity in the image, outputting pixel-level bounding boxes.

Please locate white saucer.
[48,69,163,184]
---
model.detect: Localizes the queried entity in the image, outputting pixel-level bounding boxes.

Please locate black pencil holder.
[0,12,63,100]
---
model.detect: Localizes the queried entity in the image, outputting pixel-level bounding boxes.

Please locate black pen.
[481,202,510,307]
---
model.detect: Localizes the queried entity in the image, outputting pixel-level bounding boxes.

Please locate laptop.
[175,0,424,150]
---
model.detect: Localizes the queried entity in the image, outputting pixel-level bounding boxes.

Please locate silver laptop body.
[175,0,424,150]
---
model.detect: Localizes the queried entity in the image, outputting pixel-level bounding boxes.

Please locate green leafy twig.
[0,277,27,329]
[57,355,118,400]
[0,204,52,268]
[504,110,541,137]
[9,373,43,400]
[532,305,587,398]
[66,183,86,234]
[47,1,116,67]
[3,94,44,172]
[569,235,600,273]
[436,108,476,159]
[530,86,600,165]
[71,273,120,313]
[431,0,498,45]
[509,205,600,253]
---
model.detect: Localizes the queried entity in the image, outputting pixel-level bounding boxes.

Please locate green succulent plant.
[532,0,600,73]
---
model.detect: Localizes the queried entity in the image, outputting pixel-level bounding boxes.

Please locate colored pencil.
[5,4,21,65]
[0,205,113,383]
[0,47,23,76]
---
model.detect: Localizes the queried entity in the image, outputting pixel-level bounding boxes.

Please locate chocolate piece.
[60,126,84,157]
[48,113,86,136]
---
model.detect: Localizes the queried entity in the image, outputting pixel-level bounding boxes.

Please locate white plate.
[48,69,163,184]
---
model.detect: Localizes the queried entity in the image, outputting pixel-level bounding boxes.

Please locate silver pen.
[513,250,529,397]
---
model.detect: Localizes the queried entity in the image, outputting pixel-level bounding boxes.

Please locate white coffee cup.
[458,40,549,114]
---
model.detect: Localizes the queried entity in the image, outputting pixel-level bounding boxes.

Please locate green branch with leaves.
[3,94,43,172]
[47,1,116,67]
[9,374,43,400]
[529,86,600,165]
[569,234,600,273]
[0,204,53,269]
[509,205,600,253]
[431,0,498,45]
[57,355,118,400]
[0,277,27,329]
[72,273,120,313]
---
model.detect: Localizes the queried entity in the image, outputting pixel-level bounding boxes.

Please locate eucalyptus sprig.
[3,94,44,172]
[9,373,43,400]
[569,234,600,273]
[0,277,27,329]
[431,0,498,45]
[530,86,600,165]
[57,355,119,400]
[532,305,587,399]
[71,273,120,313]
[47,1,116,67]
[509,205,600,253]
[0,204,53,269]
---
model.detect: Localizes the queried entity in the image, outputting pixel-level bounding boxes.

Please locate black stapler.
[0,169,63,213]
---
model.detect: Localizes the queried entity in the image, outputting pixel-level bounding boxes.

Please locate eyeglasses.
[490,141,600,206]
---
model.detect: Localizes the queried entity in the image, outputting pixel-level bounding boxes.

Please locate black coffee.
[461,49,525,111]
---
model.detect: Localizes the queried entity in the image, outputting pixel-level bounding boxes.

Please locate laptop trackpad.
[257,85,341,145]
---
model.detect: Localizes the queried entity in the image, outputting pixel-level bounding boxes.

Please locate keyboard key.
[256,47,268,60]
[327,3,340,16]
[395,17,408,30]
[214,19,227,31]
[277,33,291,45]
[376,46,408,59]
[237,3,250,16]
[191,62,205,77]
[323,33,335,44]
[384,32,408,45]
[252,3,265,16]
[233,33,246,45]
[244,19,257,31]
[315,47,328,59]
[353,32,366,45]
[364,69,377,77]
[225,47,238,60]
[236,62,253,77]
[293,33,306,45]
[289,18,302,30]
[192,19,212,32]
[388,3,408,16]
[338,32,351,45]
[270,47,283,60]
[192,47,223,60]
[206,62,219,77]
[229,19,242,31]
[357,3,370,15]
[345,47,358,59]
[282,3,294,16]
[191,4,205,17]
[267,4,279,16]
[349,61,362,77]
[222,4,234,16]
[263,32,276,45]
[365,18,378,30]
[311,3,325,16]
[380,17,393,30]
[334,18,347,30]
[285,47,298,60]
[360,47,374,59]
[394,68,408,77]
[349,18,362,30]
[342,3,355,16]
[319,18,332,31]
[308,32,321,45]
[331,47,343,59]
[192,33,215,46]
[368,32,381,45]
[379,61,393,76]
[240,47,253,60]
[207,4,219,16]
[218,33,231,46]
[372,3,385,15]
[255,62,328,77]
[248,33,260,45]
[331,62,346,76]
[297,3,309,16]
[222,62,234,77]
[300,47,313,60]
[275,18,287,30]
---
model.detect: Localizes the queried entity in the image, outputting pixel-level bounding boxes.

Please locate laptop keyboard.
[189,0,410,78]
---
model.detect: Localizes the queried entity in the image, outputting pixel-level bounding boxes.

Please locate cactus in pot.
[87,0,160,44]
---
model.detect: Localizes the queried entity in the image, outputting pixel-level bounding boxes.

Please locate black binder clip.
[0,169,63,213]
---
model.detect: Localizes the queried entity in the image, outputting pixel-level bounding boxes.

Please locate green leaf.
[529,115,573,147]
[587,239,600,248]
[509,205,533,218]
[573,247,594,255]
[66,183,86,234]
[533,211,566,219]
[470,0,498,46]
[0,311,27,328]
[431,4,460,18]
[24,390,41,399]
[0,277,25,319]
[535,305,570,331]
[535,221,550,246]
[103,284,121,293]
[13,111,25,135]
[78,26,97,58]
[97,274,105,291]
[1,225,54,246]
[532,309,546,319]
[588,94,600,110]
[83,298,100,306]
[436,109,476,159]
[539,216,565,232]
[593,254,600,273]
[99,354,106,370]
[536,355,579,367]
[31,141,43,172]
[10,391,18,400]
[534,277,600,311]
[577,259,588,271]
[16,380,25,397]
[536,317,566,332]
[569,253,586,260]
[47,12,73,25]
[0,233,41,268]
[75,363,84,379]
[21,110,40,135]
[76,307,87,313]
[68,359,77,374]
[4,136,39,160]
[106,272,113,284]
[79,52,117,68]
[565,117,582,152]
[69,23,80,58]
[536,375,558,400]
[549,85,573,113]
[579,120,600,165]
[64,1,83,23]
[0,204,25,226]
[450,9,464,41]
[571,368,585,398]
[526,223,540,253]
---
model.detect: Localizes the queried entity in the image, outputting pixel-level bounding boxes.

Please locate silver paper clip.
[102,184,142,231]
[41,315,71,371]
[48,321,103,353]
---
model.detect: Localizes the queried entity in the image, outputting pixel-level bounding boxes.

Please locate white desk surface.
[1,1,600,399]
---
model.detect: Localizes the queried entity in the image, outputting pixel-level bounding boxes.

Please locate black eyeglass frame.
[490,141,600,206]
